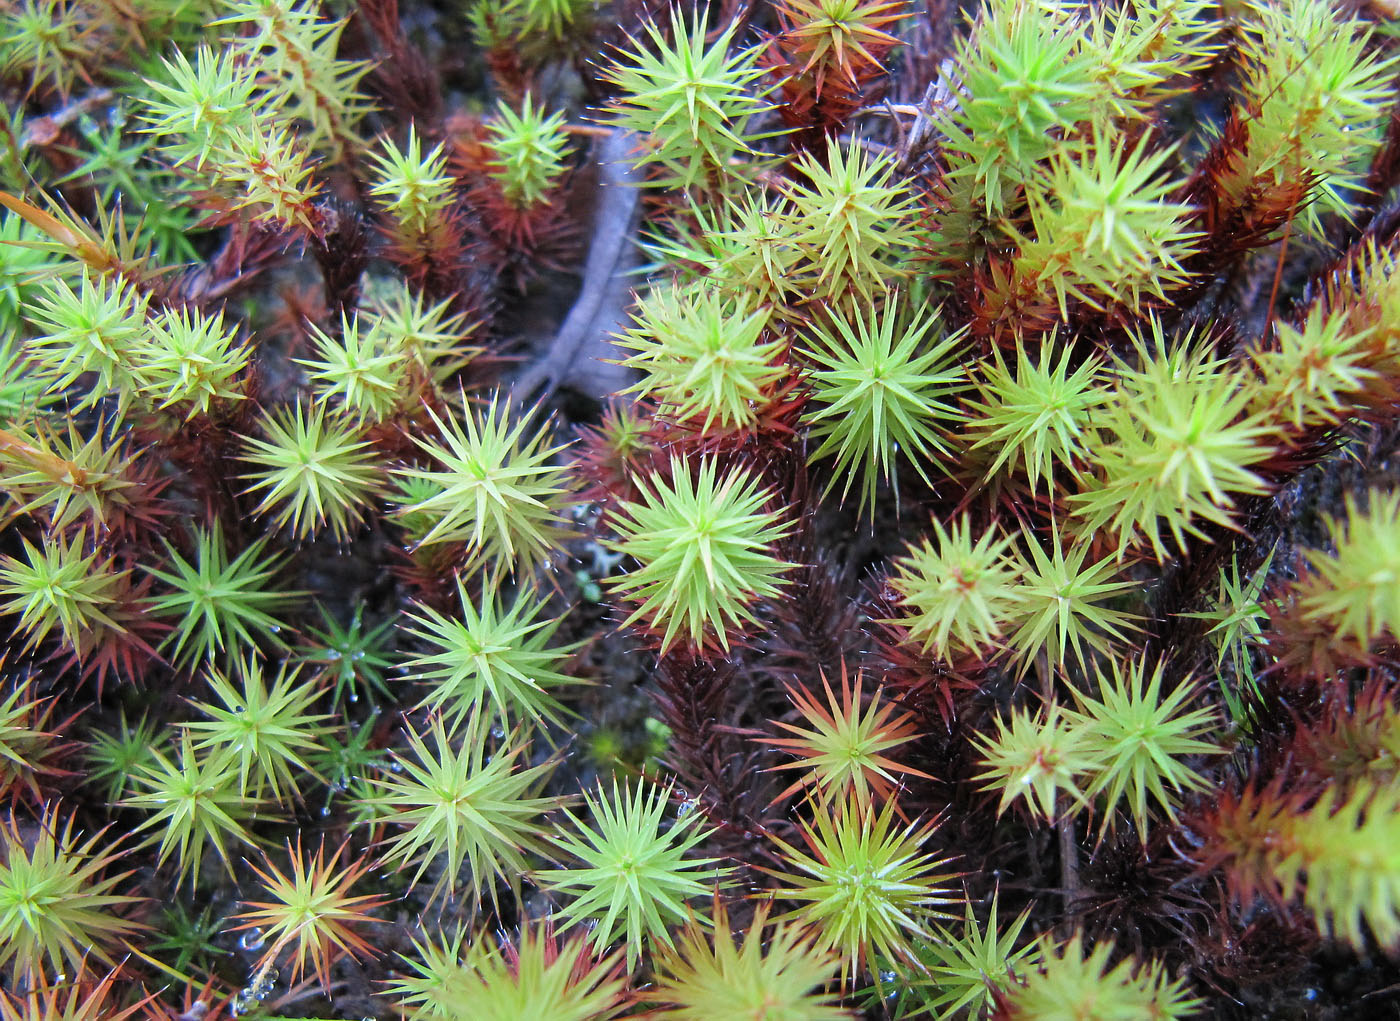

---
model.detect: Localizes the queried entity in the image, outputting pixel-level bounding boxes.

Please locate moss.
[2,0,1400,1015]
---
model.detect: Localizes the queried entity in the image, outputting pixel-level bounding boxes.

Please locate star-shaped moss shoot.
[617,281,785,432]
[1298,489,1400,652]
[124,733,262,888]
[146,522,299,671]
[961,341,1106,495]
[402,577,579,730]
[887,516,1023,665]
[602,7,771,192]
[239,401,384,542]
[388,920,627,1021]
[973,701,1102,824]
[1002,935,1201,1020]
[1070,657,1220,837]
[800,300,964,515]
[365,711,560,911]
[0,530,126,662]
[182,657,332,806]
[537,778,730,970]
[604,458,793,654]
[765,793,957,985]
[0,809,145,987]
[486,94,572,210]
[773,0,908,97]
[232,837,386,990]
[760,663,931,810]
[912,895,1040,1020]
[1003,530,1140,676]
[1069,333,1273,561]
[648,900,846,1020]
[393,394,573,580]
[781,137,921,303]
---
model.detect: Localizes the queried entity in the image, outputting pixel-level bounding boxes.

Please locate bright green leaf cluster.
[486,96,572,209]
[0,531,126,661]
[1248,306,1378,431]
[402,578,578,729]
[1218,0,1397,236]
[766,794,955,983]
[617,282,784,432]
[908,895,1039,1021]
[976,658,1219,834]
[1298,489,1400,652]
[1004,531,1138,676]
[124,733,263,887]
[604,458,793,654]
[390,920,627,1021]
[648,902,845,1020]
[0,419,140,533]
[800,302,964,515]
[1009,127,1199,320]
[938,0,1101,217]
[216,0,374,157]
[974,702,1101,824]
[887,516,1023,664]
[603,8,772,192]
[1262,781,1400,950]
[1071,658,1219,836]
[1001,934,1201,1020]
[146,522,298,671]
[369,126,456,247]
[961,342,1105,495]
[367,712,561,909]
[1070,335,1273,559]
[780,139,920,303]
[393,395,574,576]
[537,778,728,969]
[240,402,384,541]
[0,810,144,986]
[0,680,62,806]
[183,658,331,805]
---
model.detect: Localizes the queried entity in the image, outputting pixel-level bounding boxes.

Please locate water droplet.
[326,649,342,661]
[235,705,246,713]
[348,690,359,703]
[490,724,505,740]
[320,804,331,817]
[352,650,366,661]
[238,928,265,952]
